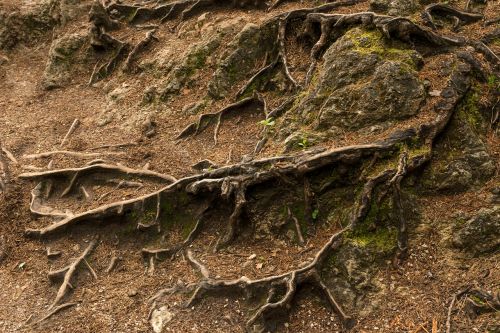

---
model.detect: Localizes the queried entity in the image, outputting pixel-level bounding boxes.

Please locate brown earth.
[0,1,499,333]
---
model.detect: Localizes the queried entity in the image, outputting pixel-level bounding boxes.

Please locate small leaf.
[312,209,319,220]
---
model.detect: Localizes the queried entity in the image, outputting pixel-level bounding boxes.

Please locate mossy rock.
[207,20,279,99]
[42,31,88,89]
[452,206,500,255]
[420,90,495,193]
[0,0,60,49]
[277,28,425,145]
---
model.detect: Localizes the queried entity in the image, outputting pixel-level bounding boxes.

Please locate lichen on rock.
[42,31,88,89]
[277,28,425,146]
[452,206,500,255]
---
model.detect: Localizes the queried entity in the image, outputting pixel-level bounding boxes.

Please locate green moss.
[457,86,483,131]
[346,29,418,69]
[347,227,398,252]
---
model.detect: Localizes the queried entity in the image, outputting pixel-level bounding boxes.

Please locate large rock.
[278,28,425,145]
[141,17,246,102]
[452,206,500,255]
[420,90,495,193]
[370,0,419,16]
[42,31,87,89]
[207,21,278,99]
[0,0,59,49]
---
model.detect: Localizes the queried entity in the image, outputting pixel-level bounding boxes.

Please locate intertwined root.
[15,0,500,330]
[19,54,475,329]
[423,3,484,31]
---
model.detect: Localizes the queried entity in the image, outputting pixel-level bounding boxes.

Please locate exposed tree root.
[89,34,128,84]
[1,146,18,165]
[17,2,495,329]
[0,235,7,264]
[142,200,212,259]
[176,94,264,144]
[19,163,177,183]
[47,239,98,309]
[89,3,129,84]
[287,206,304,245]
[105,255,119,273]
[23,150,123,159]
[422,3,483,31]
[31,302,78,326]
[0,148,8,193]
[60,119,80,148]
[123,29,158,73]
[19,60,473,328]
[389,151,409,264]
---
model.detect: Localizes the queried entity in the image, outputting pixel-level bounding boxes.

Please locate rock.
[156,28,225,100]
[278,28,424,144]
[0,0,60,49]
[208,21,278,99]
[127,289,138,297]
[370,0,419,16]
[41,31,87,89]
[191,159,218,171]
[452,206,500,255]
[420,94,495,193]
[150,306,174,333]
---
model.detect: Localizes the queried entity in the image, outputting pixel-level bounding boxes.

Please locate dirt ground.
[0,0,499,332]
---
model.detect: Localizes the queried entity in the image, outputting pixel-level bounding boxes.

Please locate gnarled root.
[47,239,98,309]
[422,3,483,31]
[123,29,158,72]
[176,94,265,145]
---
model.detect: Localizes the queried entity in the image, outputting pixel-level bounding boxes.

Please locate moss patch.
[346,28,420,69]
[347,227,398,252]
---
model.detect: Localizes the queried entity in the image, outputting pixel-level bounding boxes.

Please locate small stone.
[127,289,138,297]
[150,306,173,333]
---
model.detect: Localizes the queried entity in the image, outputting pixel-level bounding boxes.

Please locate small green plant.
[312,209,319,220]
[259,117,275,127]
[487,74,499,90]
[298,137,309,149]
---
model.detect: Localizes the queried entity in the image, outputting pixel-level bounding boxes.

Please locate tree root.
[0,235,7,264]
[1,146,18,165]
[123,29,158,73]
[60,119,79,148]
[287,206,304,245]
[23,150,124,160]
[180,227,354,331]
[105,255,119,273]
[176,94,264,144]
[422,3,483,31]
[142,200,212,259]
[17,40,477,329]
[19,163,177,183]
[31,302,78,326]
[89,36,129,84]
[389,151,409,264]
[0,148,8,193]
[47,239,98,309]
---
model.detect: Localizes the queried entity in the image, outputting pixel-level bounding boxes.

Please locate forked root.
[47,239,98,309]
[176,94,265,145]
